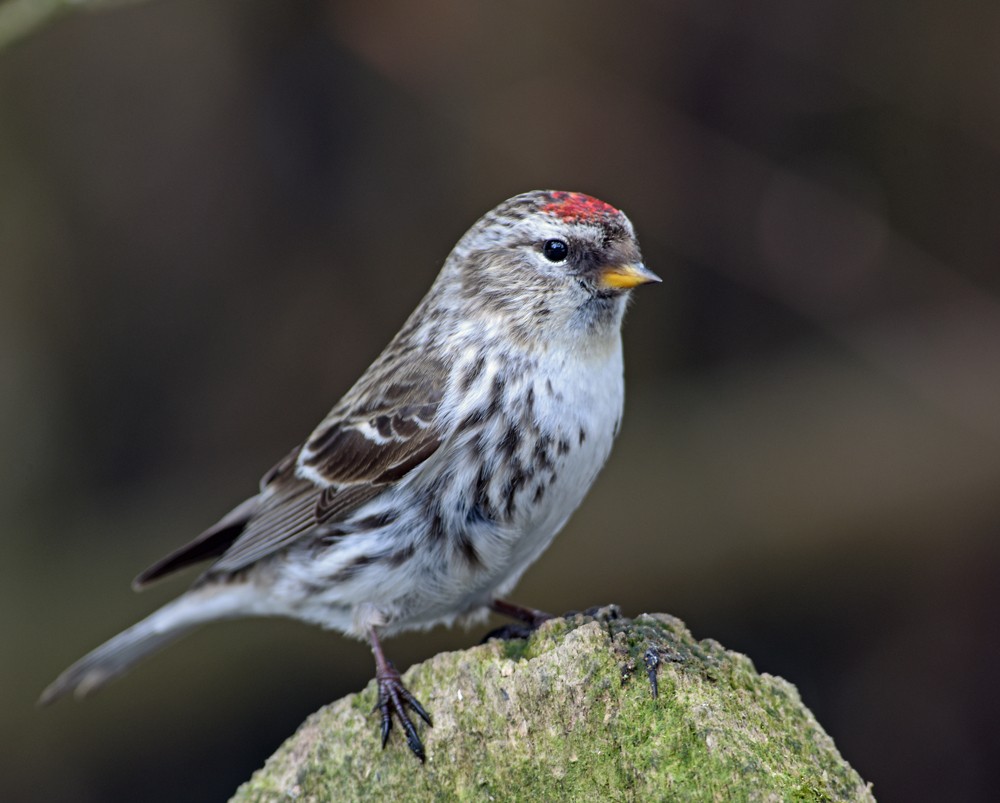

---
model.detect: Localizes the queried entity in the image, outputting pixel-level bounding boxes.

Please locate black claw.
[401,716,426,762]
[482,623,535,643]
[403,689,433,727]
[375,662,431,762]
[644,647,660,699]
[379,701,392,749]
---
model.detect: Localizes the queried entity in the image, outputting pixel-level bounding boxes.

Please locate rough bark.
[231,608,874,802]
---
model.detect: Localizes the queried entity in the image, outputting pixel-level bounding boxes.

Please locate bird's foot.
[483,598,554,642]
[481,622,536,642]
[374,661,432,762]
[483,601,625,642]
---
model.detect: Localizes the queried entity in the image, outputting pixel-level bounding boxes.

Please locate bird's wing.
[209,409,442,573]
[132,494,263,588]
[134,355,447,584]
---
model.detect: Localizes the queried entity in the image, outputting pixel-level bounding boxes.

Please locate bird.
[39,189,659,761]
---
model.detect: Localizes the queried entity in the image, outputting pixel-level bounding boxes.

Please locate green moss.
[499,636,530,662]
[231,610,874,803]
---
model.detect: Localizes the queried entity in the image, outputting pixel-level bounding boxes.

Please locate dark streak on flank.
[532,482,547,504]
[456,532,481,567]
[486,374,505,417]
[319,526,351,545]
[472,465,494,522]
[327,552,379,584]
[458,407,488,431]
[428,510,447,542]
[523,386,536,429]
[545,378,564,402]
[534,435,553,471]
[503,462,528,518]
[387,544,415,567]
[354,510,400,531]
[460,355,486,392]
[499,423,520,458]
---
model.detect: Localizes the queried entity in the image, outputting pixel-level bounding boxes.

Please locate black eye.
[542,239,569,263]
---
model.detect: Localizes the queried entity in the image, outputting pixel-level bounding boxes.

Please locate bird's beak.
[597,262,662,291]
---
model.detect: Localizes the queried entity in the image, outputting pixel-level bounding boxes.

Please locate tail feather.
[39,584,256,705]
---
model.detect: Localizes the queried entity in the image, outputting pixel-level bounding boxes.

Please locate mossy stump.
[231,609,873,802]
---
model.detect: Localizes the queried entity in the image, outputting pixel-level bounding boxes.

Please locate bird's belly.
[435,342,625,611]
[494,405,618,594]
[281,342,625,636]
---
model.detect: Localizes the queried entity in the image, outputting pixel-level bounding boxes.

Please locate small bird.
[40,190,659,761]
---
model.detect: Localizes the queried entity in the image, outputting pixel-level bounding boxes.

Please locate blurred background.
[2,0,998,800]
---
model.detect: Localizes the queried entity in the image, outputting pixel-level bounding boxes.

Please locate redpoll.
[40,190,659,761]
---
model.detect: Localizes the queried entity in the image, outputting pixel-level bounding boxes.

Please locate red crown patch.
[541,192,620,223]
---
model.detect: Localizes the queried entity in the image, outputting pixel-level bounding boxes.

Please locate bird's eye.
[542,239,569,263]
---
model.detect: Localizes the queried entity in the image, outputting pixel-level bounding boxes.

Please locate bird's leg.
[482,598,554,641]
[490,598,553,628]
[369,627,432,762]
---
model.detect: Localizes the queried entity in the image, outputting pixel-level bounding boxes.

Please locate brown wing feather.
[300,416,439,485]
[131,495,260,588]
[131,447,303,587]
[132,352,447,582]
[209,427,441,573]
[206,472,326,573]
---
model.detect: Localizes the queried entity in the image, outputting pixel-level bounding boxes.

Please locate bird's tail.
[39,583,258,705]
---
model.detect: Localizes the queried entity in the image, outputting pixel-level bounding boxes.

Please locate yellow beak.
[597,262,662,290]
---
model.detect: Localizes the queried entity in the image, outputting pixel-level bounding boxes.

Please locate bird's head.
[438,190,659,346]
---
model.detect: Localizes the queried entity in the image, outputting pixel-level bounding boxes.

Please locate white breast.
[424,328,625,608]
[498,335,625,590]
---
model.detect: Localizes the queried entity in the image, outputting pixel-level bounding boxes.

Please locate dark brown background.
[3,1,999,800]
